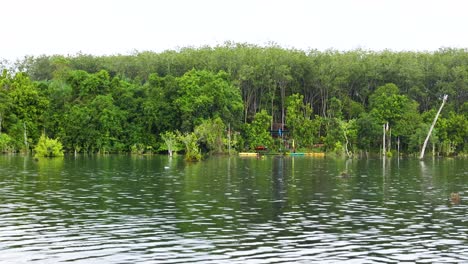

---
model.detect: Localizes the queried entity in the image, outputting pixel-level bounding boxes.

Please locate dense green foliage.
[34,134,64,157]
[0,43,467,156]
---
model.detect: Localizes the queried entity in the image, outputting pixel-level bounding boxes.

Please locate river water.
[0,155,466,263]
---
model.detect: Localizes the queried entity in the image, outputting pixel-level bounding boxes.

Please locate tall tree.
[244,110,273,151]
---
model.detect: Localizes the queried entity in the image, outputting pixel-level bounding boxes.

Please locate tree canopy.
[0,44,466,156]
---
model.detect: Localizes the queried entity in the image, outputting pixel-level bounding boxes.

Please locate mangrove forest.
[0,43,467,158]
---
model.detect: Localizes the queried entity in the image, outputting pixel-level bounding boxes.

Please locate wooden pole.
[382,122,388,156]
[419,95,447,160]
[383,124,386,156]
[228,123,231,155]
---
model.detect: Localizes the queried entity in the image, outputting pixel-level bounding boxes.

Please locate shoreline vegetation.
[0,43,467,161]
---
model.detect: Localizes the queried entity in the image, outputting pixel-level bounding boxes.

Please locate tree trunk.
[343,128,351,158]
[320,85,328,117]
[397,137,400,158]
[420,95,447,160]
[280,81,286,130]
[23,122,28,152]
[382,123,386,156]
[271,93,274,131]
[242,83,254,123]
[244,106,248,124]
[228,123,231,155]
[388,128,391,152]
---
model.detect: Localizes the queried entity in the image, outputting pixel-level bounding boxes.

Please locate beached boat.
[239,152,259,157]
[288,152,305,156]
[304,152,325,157]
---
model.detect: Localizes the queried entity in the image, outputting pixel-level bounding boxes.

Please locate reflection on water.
[0,155,466,263]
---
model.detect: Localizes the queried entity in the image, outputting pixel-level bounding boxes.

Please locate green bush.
[34,134,64,157]
[178,132,202,161]
[0,133,14,153]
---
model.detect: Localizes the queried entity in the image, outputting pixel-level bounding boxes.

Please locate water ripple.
[0,156,467,263]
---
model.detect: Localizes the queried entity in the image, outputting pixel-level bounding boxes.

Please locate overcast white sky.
[1,0,467,60]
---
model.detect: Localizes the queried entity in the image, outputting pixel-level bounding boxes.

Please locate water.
[0,155,466,263]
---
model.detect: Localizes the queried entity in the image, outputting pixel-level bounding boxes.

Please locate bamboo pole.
[419,95,447,160]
